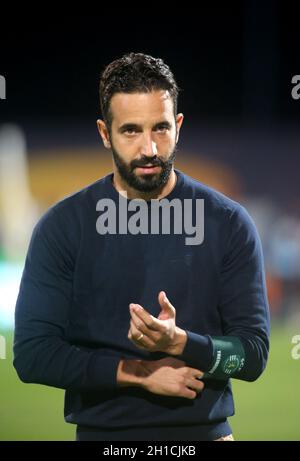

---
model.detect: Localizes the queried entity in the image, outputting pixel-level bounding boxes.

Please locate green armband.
[203,336,245,380]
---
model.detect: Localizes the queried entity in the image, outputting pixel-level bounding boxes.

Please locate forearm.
[174,330,269,382]
[13,333,121,392]
[116,359,145,388]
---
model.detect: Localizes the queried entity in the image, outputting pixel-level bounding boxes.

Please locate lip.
[135,165,161,174]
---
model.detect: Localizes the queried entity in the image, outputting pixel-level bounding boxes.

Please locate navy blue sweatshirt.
[13,169,270,441]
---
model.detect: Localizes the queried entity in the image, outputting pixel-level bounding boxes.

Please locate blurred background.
[0,4,300,440]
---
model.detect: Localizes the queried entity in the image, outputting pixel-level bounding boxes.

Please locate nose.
[140,132,158,157]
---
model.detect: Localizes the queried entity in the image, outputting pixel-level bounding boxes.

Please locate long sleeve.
[179,204,270,382]
[13,207,121,391]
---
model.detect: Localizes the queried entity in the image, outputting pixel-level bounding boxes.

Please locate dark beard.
[111,144,177,192]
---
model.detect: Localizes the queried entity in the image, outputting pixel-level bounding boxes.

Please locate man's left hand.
[128,291,187,355]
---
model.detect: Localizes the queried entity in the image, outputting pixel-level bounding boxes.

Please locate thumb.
[158,291,176,320]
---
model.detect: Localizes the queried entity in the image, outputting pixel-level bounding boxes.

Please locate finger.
[129,310,147,334]
[128,326,148,350]
[186,378,205,393]
[158,291,176,318]
[129,319,144,340]
[130,310,161,342]
[190,368,204,379]
[130,304,165,333]
[132,335,155,350]
[185,379,204,394]
[129,320,156,350]
[157,292,176,323]
[182,366,204,379]
[182,387,197,400]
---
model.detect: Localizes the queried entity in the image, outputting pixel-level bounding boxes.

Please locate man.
[14,53,270,441]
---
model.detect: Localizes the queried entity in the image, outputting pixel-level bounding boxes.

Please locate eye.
[155,125,170,133]
[124,128,137,135]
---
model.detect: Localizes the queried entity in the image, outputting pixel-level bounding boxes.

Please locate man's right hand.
[117,357,204,400]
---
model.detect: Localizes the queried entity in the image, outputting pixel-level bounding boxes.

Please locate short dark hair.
[99,52,179,129]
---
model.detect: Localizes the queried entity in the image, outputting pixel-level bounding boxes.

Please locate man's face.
[106,90,183,192]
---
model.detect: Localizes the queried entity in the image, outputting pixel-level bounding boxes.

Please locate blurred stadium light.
[0,125,39,260]
[0,261,23,330]
[0,125,39,330]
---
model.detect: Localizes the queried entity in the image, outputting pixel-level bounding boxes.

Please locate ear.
[175,113,184,143]
[97,119,111,149]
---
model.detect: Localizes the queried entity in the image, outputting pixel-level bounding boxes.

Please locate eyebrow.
[118,121,172,133]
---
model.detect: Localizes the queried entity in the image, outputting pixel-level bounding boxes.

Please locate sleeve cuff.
[178,330,214,371]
